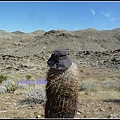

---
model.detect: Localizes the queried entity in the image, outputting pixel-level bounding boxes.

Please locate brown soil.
[0,90,119,118]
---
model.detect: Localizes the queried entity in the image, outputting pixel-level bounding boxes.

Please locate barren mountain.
[0,28,120,70]
[0,28,119,56]
[0,30,45,55]
[11,28,120,57]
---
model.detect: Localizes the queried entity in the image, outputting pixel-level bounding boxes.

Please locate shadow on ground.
[102,99,120,104]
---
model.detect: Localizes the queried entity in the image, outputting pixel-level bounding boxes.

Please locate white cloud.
[101,12,112,17]
[91,9,95,15]
[109,18,118,22]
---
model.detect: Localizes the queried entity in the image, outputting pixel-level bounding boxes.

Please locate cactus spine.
[45,62,79,118]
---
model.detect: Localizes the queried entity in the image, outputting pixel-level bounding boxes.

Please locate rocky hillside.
[12,28,120,57]
[0,30,45,55]
[0,28,120,71]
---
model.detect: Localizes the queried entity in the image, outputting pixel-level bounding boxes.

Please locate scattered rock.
[0,110,7,113]
[107,113,118,118]
[108,106,113,110]
[14,103,17,106]
[100,108,105,111]
[36,115,41,118]
[77,112,81,115]
[77,110,83,114]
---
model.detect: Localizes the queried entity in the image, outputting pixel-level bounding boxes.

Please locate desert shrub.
[25,75,32,80]
[102,80,120,91]
[100,78,107,81]
[80,80,98,91]
[17,83,28,89]
[80,82,89,90]
[17,79,28,89]
[0,74,7,83]
[1,80,17,92]
[0,85,7,93]
[79,69,84,73]
[25,85,46,105]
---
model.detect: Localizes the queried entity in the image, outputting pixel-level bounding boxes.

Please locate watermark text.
[18,78,47,85]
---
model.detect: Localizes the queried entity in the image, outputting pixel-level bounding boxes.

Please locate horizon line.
[0,27,120,33]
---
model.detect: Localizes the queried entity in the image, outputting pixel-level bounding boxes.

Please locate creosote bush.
[0,74,7,83]
[1,79,17,92]
[25,75,32,80]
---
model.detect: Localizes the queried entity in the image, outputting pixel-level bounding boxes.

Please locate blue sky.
[0,1,120,33]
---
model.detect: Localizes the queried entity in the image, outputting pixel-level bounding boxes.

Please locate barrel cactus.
[45,61,79,118]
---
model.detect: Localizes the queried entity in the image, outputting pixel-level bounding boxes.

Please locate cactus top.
[47,48,72,70]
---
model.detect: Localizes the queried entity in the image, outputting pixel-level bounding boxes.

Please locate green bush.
[0,74,7,83]
[1,80,17,92]
[25,75,32,80]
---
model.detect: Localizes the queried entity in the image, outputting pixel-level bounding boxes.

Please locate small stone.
[36,115,41,118]
[5,102,11,105]
[100,108,105,111]
[108,113,118,118]
[83,115,87,118]
[84,92,89,95]
[108,106,113,110]
[77,110,82,114]
[15,107,19,109]
[96,104,100,107]
[0,110,7,113]
[14,103,17,106]
[77,112,81,115]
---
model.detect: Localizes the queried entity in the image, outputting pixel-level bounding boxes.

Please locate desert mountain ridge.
[0,28,120,56]
[0,27,120,71]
